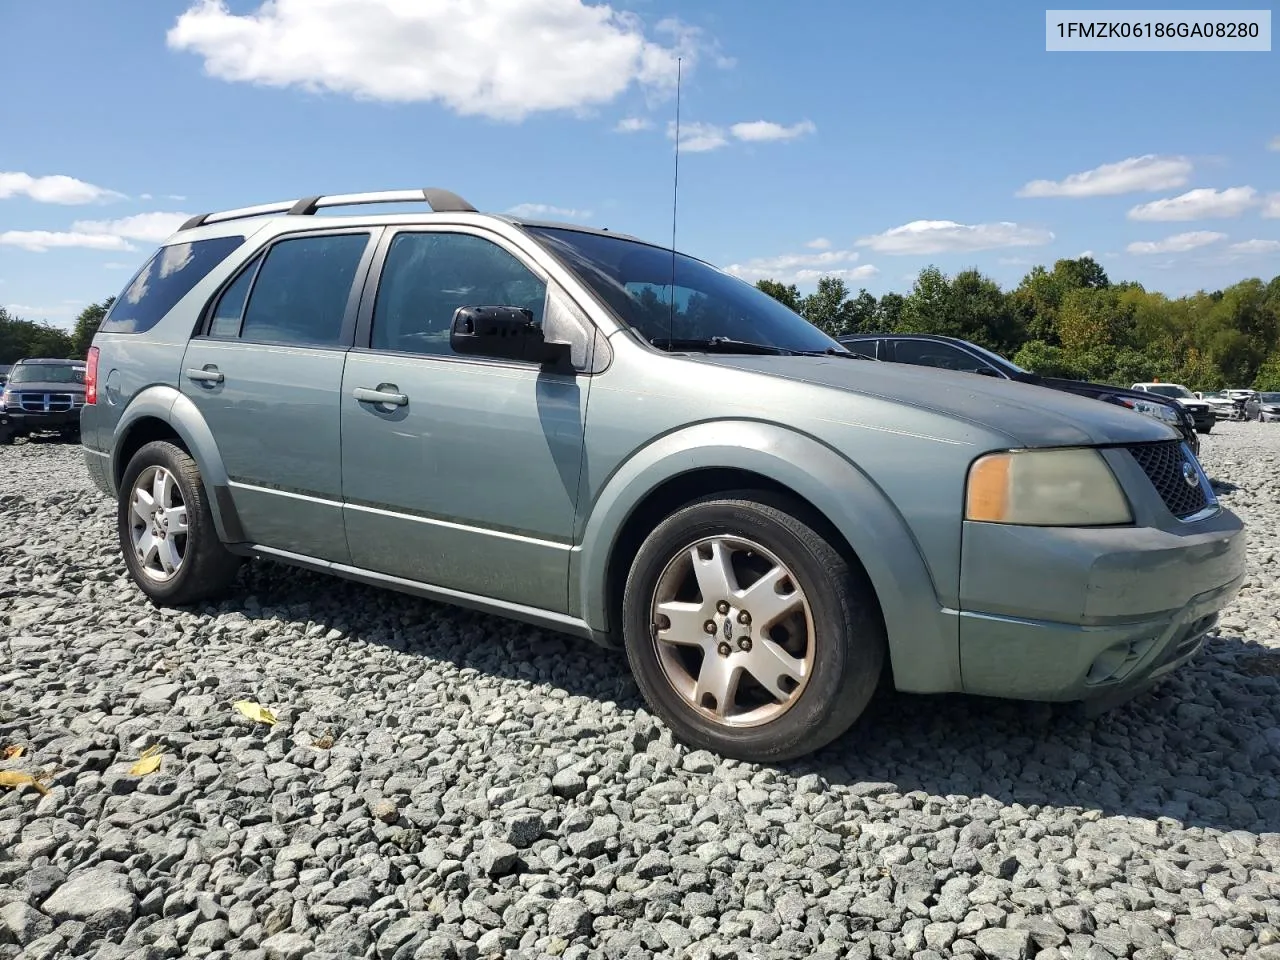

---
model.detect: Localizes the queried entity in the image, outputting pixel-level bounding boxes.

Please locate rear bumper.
[958,509,1246,702]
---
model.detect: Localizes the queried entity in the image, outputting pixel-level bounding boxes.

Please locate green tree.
[69,296,115,358]
[1255,355,1280,391]
[0,307,75,364]
[754,279,801,312]
[799,276,855,337]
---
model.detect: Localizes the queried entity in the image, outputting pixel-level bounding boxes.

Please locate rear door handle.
[353,386,408,407]
[186,367,224,384]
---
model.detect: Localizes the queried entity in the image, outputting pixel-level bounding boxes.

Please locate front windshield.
[1261,393,1280,403]
[1145,384,1193,399]
[9,363,84,385]
[525,226,843,354]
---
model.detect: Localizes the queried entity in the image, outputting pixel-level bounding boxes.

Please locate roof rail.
[179,188,477,231]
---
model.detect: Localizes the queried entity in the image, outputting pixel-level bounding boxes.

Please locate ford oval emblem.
[1181,461,1199,488]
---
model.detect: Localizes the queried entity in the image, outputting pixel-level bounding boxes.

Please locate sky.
[1,0,1277,329]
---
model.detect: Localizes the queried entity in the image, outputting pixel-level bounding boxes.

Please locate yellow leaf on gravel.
[129,753,163,776]
[234,701,277,725]
[2,745,24,760]
[0,771,50,796]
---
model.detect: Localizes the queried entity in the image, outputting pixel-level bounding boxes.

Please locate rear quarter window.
[100,236,246,334]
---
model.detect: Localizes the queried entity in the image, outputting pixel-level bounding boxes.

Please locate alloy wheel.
[649,535,815,727]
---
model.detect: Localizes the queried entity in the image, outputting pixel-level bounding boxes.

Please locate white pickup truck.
[1131,382,1216,434]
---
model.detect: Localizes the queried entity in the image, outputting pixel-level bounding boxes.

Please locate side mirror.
[449,305,572,367]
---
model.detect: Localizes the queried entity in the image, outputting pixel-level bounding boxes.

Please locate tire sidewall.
[623,499,866,761]
[117,442,209,604]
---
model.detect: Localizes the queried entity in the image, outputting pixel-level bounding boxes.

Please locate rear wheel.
[622,495,886,762]
[118,440,241,606]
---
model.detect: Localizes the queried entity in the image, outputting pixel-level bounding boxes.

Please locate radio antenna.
[668,56,682,346]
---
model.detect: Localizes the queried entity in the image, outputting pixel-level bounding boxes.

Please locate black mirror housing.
[450,305,571,368]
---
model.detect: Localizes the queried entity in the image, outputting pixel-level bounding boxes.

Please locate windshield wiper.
[791,347,867,360]
[649,336,800,356]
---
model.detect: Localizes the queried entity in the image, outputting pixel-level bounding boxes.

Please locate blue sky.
[1,0,1277,329]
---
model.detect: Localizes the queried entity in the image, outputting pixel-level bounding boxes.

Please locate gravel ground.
[2,423,1279,960]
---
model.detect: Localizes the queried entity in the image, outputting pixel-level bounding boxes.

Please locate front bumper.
[958,508,1246,703]
[0,409,82,434]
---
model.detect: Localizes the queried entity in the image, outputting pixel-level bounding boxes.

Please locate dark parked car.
[838,334,1201,456]
[1246,392,1280,422]
[0,357,87,443]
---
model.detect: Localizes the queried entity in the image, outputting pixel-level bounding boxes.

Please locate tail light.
[86,346,99,405]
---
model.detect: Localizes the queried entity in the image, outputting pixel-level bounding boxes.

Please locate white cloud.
[614,117,652,133]
[857,220,1054,255]
[140,193,154,200]
[668,120,728,152]
[505,203,592,221]
[0,172,124,205]
[103,262,133,270]
[1268,135,1280,151]
[168,194,188,201]
[1127,186,1259,221]
[167,0,702,122]
[0,231,134,253]
[723,248,877,284]
[71,212,194,243]
[1263,194,1280,218]
[1125,231,1227,255]
[1078,250,1095,258]
[1227,239,1280,255]
[805,238,831,250]
[729,119,815,143]
[1016,155,1192,198]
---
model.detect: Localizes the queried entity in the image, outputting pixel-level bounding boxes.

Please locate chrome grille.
[1126,441,1210,519]
[11,392,81,413]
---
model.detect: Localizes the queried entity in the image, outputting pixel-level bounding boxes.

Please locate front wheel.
[117,440,242,606]
[1197,423,1212,435]
[622,495,886,763]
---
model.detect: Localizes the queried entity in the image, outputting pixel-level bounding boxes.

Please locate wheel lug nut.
[717,642,732,657]
[716,601,730,615]
[704,620,717,634]
[739,638,752,652]
[737,610,750,624]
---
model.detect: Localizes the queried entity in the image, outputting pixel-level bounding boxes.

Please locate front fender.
[112,387,244,543]
[572,419,961,694]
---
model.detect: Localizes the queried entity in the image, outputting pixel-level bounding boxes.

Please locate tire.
[117,440,242,606]
[622,494,886,762]
[1197,423,1212,435]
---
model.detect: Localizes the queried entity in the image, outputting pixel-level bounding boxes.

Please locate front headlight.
[966,448,1133,526]
[1119,398,1179,423]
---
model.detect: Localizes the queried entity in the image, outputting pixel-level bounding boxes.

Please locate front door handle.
[186,367,224,384]
[353,386,408,407]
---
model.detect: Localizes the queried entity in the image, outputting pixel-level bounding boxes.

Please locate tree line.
[0,298,114,366]
[757,257,1280,392]
[4,256,1279,392]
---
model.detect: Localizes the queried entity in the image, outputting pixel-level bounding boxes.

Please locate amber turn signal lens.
[966,453,1011,522]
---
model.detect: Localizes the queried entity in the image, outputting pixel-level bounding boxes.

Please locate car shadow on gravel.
[231,557,1280,837]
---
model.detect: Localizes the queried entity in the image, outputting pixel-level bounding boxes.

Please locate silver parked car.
[1245,392,1280,422]
[81,189,1247,761]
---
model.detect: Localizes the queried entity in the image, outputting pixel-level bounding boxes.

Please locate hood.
[699,355,1178,447]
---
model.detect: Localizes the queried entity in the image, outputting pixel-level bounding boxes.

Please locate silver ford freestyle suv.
[82,188,1246,761]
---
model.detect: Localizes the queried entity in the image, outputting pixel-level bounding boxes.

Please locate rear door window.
[223,233,371,347]
[100,236,246,334]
